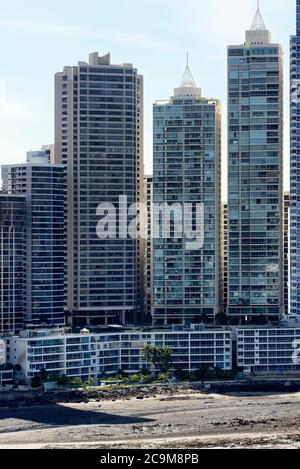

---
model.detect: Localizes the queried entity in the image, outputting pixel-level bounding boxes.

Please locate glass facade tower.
[290,0,300,315]
[2,164,66,327]
[153,65,221,325]
[55,52,144,326]
[284,192,290,315]
[143,175,153,322]
[0,194,26,334]
[227,8,284,323]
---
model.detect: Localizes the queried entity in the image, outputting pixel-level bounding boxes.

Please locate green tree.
[143,344,158,376]
[143,345,172,373]
[157,347,172,372]
[143,344,155,364]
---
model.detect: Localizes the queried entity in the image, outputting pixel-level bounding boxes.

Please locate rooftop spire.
[251,0,266,31]
[178,53,197,88]
[173,53,201,98]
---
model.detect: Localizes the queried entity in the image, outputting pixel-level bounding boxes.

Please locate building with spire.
[152,60,221,325]
[290,0,300,316]
[227,4,284,324]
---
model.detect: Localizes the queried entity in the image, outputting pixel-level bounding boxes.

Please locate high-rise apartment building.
[2,163,66,327]
[143,175,153,321]
[221,203,228,316]
[153,64,221,325]
[227,7,284,323]
[55,52,144,326]
[290,0,300,315]
[0,194,26,334]
[284,192,290,316]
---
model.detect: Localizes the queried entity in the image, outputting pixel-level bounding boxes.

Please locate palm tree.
[157,347,172,373]
[142,345,172,375]
[143,344,154,363]
[143,344,156,376]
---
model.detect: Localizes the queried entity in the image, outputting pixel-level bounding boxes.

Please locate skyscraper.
[284,192,290,316]
[55,52,144,326]
[227,6,284,324]
[221,203,228,316]
[153,64,221,325]
[290,0,300,315]
[143,175,153,321]
[0,194,26,334]
[2,163,66,327]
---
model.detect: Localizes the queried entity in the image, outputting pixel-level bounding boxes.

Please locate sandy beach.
[1,389,300,449]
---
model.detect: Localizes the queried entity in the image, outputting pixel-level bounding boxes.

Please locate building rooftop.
[1,162,65,169]
[245,1,271,46]
[9,324,232,339]
[78,52,134,68]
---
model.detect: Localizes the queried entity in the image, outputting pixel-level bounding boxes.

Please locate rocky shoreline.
[2,379,300,408]
[0,383,197,408]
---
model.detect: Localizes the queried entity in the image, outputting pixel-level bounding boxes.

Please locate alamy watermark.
[292,340,300,365]
[291,80,300,104]
[96,195,205,250]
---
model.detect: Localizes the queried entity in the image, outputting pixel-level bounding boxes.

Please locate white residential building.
[237,327,300,374]
[0,367,14,388]
[6,327,232,382]
[0,340,13,389]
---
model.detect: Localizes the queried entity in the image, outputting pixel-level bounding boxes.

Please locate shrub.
[85,377,95,387]
[140,374,152,383]
[129,374,141,382]
[55,375,70,386]
[158,372,171,382]
[70,377,84,387]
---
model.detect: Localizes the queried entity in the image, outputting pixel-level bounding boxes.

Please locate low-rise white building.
[5,326,232,382]
[0,367,14,388]
[237,327,300,374]
[0,339,14,388]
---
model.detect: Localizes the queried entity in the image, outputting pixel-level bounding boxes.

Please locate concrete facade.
[6,327,232,382]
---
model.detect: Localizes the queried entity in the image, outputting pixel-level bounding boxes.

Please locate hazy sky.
[0,0,295,199]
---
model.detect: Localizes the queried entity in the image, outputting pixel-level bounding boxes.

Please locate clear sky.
[0,0,295,199]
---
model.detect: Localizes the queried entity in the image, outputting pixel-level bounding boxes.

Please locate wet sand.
[1,391,300,449]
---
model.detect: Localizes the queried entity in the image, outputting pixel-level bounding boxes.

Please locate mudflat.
[0,390,300,449]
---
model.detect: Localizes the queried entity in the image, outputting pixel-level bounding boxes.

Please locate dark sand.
[1,390,300,448]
